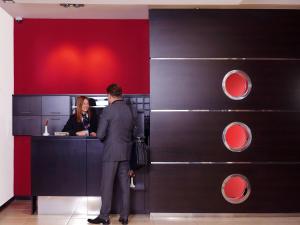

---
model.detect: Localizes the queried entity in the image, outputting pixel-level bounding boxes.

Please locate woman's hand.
[90,132,97,137]
[76,130,88,136]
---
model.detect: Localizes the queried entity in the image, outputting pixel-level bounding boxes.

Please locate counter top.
[32,136,100,140]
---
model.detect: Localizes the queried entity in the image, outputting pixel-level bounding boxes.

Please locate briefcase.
[130,137,149,170]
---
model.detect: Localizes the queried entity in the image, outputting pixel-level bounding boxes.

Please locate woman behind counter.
[62,96,98,136]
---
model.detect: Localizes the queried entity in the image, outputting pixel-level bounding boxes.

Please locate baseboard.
[0,197,15,211]
[150,213,300,218]
[14,196,32,200]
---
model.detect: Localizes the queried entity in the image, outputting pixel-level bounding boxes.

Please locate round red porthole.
[222,122,252,152]
[221,174,251,204]
[222,70,252,100]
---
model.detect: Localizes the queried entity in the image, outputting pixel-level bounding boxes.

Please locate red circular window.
[221,174,251,204]
[222,70,252,100]
[223,122,252,152]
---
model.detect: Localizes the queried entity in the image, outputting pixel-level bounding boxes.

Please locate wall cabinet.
[42,96,70,116]
[13,116,41,136]
[13,96,41,116]
[13,95,150,137]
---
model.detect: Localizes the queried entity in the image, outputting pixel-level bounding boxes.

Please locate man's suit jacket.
[97,99,134,162]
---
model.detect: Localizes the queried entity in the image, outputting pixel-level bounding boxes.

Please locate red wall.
[14,19,149,196]
[14,137,31,196]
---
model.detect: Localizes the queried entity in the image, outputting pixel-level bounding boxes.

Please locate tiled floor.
[1,200,300,225]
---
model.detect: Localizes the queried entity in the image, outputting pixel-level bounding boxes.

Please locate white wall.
[0,7,14,207]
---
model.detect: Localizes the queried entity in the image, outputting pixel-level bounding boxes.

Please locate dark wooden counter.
[31,136,148,214]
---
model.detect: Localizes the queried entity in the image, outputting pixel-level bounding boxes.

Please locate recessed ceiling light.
[2,0,15,3]
[60,3,85,8]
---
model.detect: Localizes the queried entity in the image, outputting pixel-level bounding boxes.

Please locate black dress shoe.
[87,216,110,224]
[119,218,129,224]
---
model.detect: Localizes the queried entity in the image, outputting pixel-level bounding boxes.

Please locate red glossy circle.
[225,124,249,151]
[223,71,250,99]
[223,176,248,200]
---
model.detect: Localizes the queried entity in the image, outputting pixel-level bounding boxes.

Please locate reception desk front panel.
[31,137,86,196]
[31,136,148,213]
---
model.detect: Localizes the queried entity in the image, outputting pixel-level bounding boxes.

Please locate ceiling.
[0,0,299,19]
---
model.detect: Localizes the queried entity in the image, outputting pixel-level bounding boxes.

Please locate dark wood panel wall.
[150,10,300,58]
[151,60,300,110]
[149,9,300,213]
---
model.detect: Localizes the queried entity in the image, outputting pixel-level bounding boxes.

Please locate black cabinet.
[13,96,42,135]
[13,116,41,136]
[42,96,70,116]
[31,137,87,196]
[13,96,41,116]
[41,116,69,135]
[13,95,71,135]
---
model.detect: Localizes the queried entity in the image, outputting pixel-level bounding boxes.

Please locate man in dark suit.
[88,84,134,225]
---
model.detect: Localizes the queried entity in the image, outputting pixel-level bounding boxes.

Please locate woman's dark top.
[62,113,98,136]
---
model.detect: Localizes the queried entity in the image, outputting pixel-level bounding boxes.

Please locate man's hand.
[128,170,135,177]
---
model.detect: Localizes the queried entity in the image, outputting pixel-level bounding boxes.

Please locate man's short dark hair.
[106,83,122,97]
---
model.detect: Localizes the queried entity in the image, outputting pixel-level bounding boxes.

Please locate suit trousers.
[100,161,130,220]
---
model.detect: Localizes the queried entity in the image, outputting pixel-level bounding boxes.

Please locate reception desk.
[31,136,148,214]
